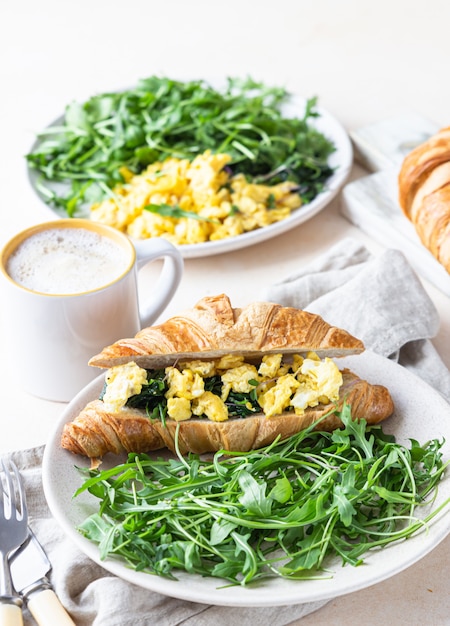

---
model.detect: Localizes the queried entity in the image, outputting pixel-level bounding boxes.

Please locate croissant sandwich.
[398,126,450,273]
[61,294,394,459]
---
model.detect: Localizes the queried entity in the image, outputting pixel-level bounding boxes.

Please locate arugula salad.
[75,405,450,586]
[26,76,336,218]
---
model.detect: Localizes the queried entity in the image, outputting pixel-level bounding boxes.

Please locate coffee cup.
[0,219,184,402]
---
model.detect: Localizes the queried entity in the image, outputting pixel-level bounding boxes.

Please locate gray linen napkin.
[7,451,328,626]
[262,237,450,403]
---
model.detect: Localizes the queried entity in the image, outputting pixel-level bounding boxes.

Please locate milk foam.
[7,228,130,294]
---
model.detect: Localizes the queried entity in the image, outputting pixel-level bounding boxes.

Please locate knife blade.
[9,530,75,626]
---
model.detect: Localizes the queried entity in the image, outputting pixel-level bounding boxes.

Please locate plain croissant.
[88,293,365,369]
[61,369,394,458]
[398,126,450,273]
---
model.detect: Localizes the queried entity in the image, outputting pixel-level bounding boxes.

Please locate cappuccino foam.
[7,227,130,294]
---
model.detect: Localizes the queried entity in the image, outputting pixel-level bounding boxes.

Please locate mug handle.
[134,238,184,328]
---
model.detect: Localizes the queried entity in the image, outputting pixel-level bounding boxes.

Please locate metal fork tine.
[10,464,24,522]
[1,460,19,521]
[1,459,27,518]
[0,459,6,508]
[0,458,28,623]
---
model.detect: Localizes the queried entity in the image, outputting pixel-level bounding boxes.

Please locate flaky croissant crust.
[60,369,394,458]
[89,294,365,369]
[398,127,450,273]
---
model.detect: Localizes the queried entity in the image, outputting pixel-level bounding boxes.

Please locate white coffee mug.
[0,219,184,402]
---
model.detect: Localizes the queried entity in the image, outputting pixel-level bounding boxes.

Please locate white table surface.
[1,1,449,624]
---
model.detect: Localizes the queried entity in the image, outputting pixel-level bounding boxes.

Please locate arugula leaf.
[238,472,272,517]
[269,476,292,504]
[332,483,358,527]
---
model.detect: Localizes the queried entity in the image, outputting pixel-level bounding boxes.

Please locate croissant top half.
[89,293,365,369]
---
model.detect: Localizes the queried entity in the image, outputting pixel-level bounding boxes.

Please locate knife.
[9,530,75,626]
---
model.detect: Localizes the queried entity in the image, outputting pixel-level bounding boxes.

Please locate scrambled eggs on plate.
[102,352,343,422]
[90,151,302,244]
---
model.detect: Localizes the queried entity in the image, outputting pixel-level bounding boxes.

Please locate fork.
[0,459,28,626]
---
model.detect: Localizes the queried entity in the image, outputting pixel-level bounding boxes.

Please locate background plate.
[28,95,353,259]
[42,351,450,607]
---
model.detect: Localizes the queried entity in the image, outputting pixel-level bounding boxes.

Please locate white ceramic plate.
[27,95,353,259]
[42,351,450,607]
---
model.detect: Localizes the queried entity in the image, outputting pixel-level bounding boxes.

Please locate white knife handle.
[0,603,23,626]
[27,589,75,626]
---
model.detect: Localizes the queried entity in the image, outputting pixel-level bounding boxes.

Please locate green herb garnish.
[144,203,219,223]
[75,405,450,585]
[26,76,335,216]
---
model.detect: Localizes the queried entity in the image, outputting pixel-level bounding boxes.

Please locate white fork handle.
[27,589,75,626]
[0,603,23,625]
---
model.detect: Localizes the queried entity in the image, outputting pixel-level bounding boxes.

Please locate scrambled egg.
[102,361,148,413]
[258,374,301,418]
[290,356,342,414]
[221,364,259,399]
[90,151,302,244]
[102,352,343,423]
[167,397,191,422]
[192,392,228,422]
[165,367,205,400]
